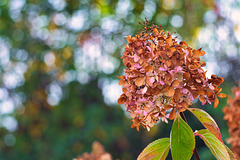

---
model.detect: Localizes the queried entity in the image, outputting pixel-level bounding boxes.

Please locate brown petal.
[126,35,131,42]
[122,88,128,93]
[183,72,190,81]
[218,93,227,98]
[169,109,176,120]
[180,41,188,48]
[145,65,154,73]
[118,94,126,104]
[214,97,219,108]
[195,79,201,83]
[198,95,205,104]
[164,105,173,110]
[167,86,175,97]
[153,28,159,35]
[192,49,205,57]
[166,37,173,46]
[180,101,189,109]
[146,77,153,87]
[215,87,222,94]
[198,90,205,95]
[150,44,155,52]
[167,50,173,58]
[173,88,181,102]
[172,80,179,87]
[135,77,145,87]
[176,104,186,112]
[119,79,126,85]
[165,60,171,67]
[201,61,206,67]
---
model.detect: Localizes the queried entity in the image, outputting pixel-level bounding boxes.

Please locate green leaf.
[170,113,195,160]
[225,145,237,160]
[137,138,170,160]
[188,108,222,142]
[195,129,230,160]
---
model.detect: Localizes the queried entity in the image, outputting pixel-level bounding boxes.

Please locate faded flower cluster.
[223,84,240,158]
[73,141,112,160]
[118,20,226,131]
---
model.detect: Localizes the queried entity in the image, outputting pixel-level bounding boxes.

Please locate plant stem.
[180,112,201,160]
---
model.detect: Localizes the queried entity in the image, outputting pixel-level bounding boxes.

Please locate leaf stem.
[180,112,201,160]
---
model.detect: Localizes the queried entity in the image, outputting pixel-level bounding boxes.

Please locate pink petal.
[202,100,207,105]
[139,98,147,102]
[159,67,167,71]
[168,70,175,75]
[134,55,140,62]
[209,85,215,90]
[181,88,189,94]
[160,81,165,85]
[133,63,141,69]
[142,86,148,94]
[137,110,143,115]
[130,112,136,118]
[175,66,182,72]
[143,111,148,116]
[149,77,155,84]
[189,93,194,100]
[236,91,240,97]
[146,46,151,52]
[149,101,153,105]
[207,99,212,104]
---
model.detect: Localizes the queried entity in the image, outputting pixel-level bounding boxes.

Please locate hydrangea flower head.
[223,83,240,158]
[118,20,226,131]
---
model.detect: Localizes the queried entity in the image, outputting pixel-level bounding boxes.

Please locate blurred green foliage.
[0,0,239,159]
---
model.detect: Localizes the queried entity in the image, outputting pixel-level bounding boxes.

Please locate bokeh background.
[0,0,240,159]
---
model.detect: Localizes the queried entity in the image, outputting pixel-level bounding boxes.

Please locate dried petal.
[172,80,179,87]
[169,109,176,120]
[192,49,205,57]
[135,77,145,87]
[167,86,175,96]
[218,93,227,98]
[164,105,173,110]
[214,97,219,108]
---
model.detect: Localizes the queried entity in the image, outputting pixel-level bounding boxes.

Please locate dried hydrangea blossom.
[223,84,240,158]
[73,141,112,160]
[118,20,226,131]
